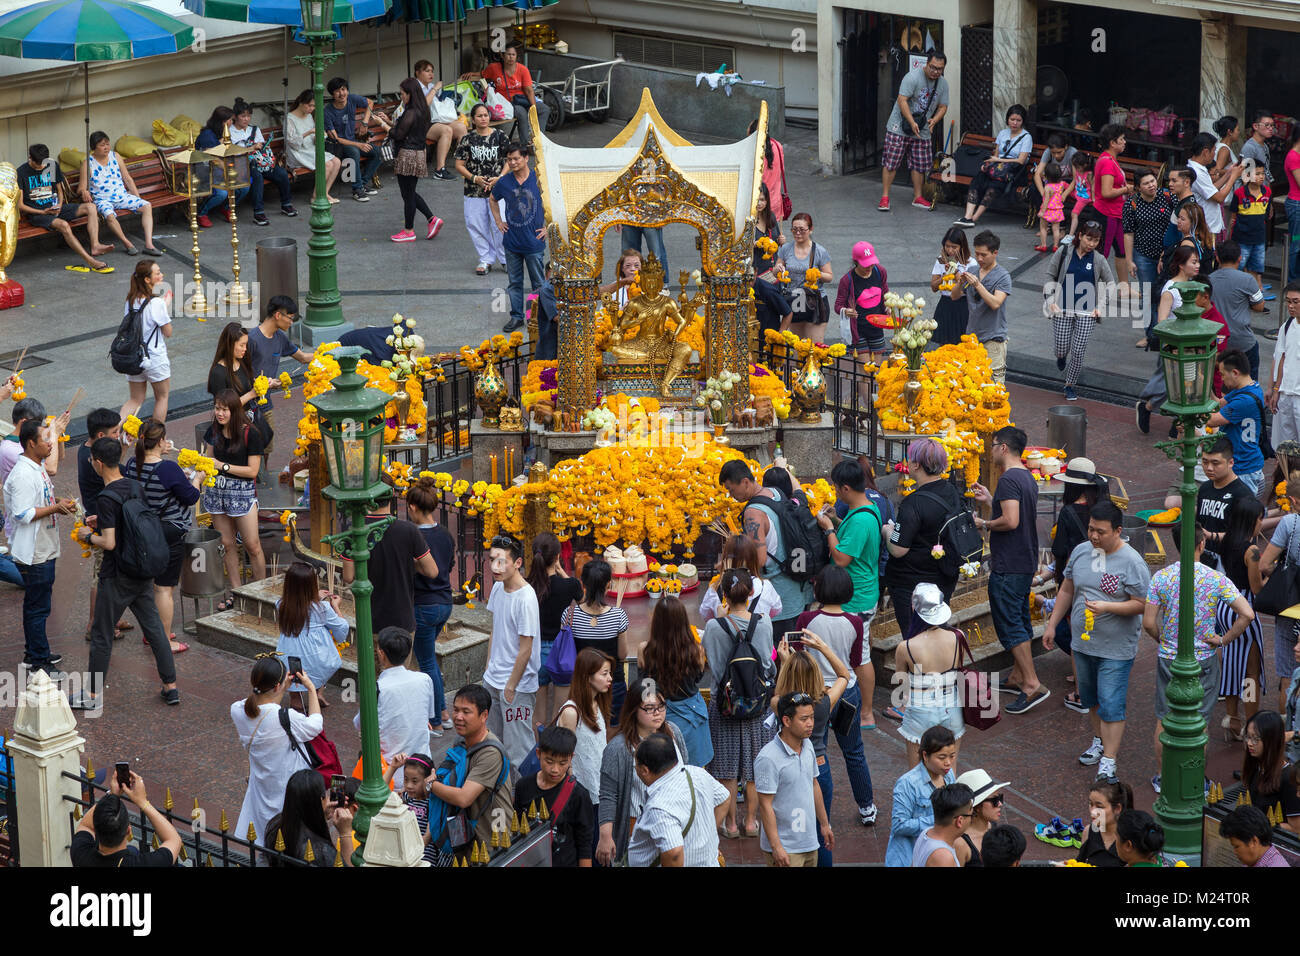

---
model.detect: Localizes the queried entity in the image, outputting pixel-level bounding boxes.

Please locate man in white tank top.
[911,782,974,867]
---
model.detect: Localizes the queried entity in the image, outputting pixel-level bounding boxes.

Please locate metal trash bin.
[255,237,298,322]
[180,528,225,597]
[1046,405,1087,459]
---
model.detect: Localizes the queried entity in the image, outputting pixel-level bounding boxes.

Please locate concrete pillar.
[362,790,431,866]
[992,0,1037,130]
[5,670,87,867]
[1199,15,1246,134]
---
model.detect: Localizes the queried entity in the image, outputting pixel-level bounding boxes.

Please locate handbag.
[984,132,1030,185]
[248,127,277,173]
[829,694,858,737]
[1257,519,1300,615]
[775,140,792,221]
[545,600,578,684]
[955,628,1000,731]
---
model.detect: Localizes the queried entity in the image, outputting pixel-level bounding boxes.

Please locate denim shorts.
[988,571,1034,650]
[1238,243,1266,274]
[537,638,554,686]
[1275,619,1299,691]
[899,702,965,744]
[1074,651,1134,723]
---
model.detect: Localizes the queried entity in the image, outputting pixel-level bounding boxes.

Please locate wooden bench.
[16,152,186,242]
[930,133,1168,213]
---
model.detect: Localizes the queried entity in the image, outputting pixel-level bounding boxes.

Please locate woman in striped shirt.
[568,559,631,728]
[123,418,202,653]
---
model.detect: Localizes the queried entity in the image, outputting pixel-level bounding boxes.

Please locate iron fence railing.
[62,769,314,867]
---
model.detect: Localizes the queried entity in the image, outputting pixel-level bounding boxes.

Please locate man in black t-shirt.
[342,488,439,635]
[70,770,181,867]
[15,143,112,272]
[972,427,1046,715]
[72,438,178,711]
[1193,437,1252,566]
[513,726,594,866]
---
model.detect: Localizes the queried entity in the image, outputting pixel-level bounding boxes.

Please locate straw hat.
[955,769,1010,806]
[1052,457,1104,486]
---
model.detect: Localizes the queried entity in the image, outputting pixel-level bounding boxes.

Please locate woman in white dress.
[285,89,340,204]
[555,647,614,810]
[231,655,323,841]
[119,259,172,424]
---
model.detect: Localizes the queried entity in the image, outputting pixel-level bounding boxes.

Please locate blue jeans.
[0,551,24,586]
[413,602,452,718]
[244,164,294,213]
[17,559,56,668]
[1074,650,1134,723]
[327,142,383,196]
[506,250,546,323]
[1238,469,1264,496]
[1286,198,1300,283]
[832,683,874,808]
[535,307,558,361]
[621,225,668,274]
[1132,252,1158,336]
[199,190,227,217]
[989,571,1034,649]
[815,755,833,867]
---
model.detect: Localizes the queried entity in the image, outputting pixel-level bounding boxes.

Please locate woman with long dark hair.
[1217,496,1266,739]
[639,595,712,767]
[264,768,354,865]
[955,104,1032,228]
[567,558,630,723]
[232,656,322,839]
[1211,115,1240,182]
[389,77,439,243]
[527,531,582,723]
[752,183,792,335]
[285,89,341,204]
[929,227,977,346]
[748,117,788,222]
[1115,810,1167,866]
[195,106,236,226]
[406,475,455,731]
[202,387,266,607]
[701,568,775,838]
[894,583,965,768]
[556,647,614,815]
[595,676,687,865]
[123,417,201,654]
[1241,710,1300,830]
[275,560,347,708]
[118,259,172,424]
[206,322,257,409]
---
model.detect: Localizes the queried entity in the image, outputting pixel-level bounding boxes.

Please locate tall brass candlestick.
[223,153,251,307]
[186,189,208,317]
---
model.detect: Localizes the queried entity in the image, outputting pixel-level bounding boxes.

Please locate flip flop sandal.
[861,719,877,731]
[171,642,190,654]
[883,705,905,722]
[92,265,115,274]
[66,265,91,272]
[743,823,761,838]
[124,245,140,256]
[719,826,740,840]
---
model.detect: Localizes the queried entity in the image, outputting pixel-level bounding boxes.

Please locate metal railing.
[61,769,315,867]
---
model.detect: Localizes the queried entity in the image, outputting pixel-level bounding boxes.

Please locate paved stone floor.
[0,377,1269,864]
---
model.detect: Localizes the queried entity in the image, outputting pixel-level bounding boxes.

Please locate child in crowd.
[1037,161,1067,252]
[513,725,594,867]
[384,752,440,865]
[1228,165,1272,293]
[1068,152,1095,236]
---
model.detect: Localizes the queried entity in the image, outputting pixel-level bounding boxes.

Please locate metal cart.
[536,57,623,130]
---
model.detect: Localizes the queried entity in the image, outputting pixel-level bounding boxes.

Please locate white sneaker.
[1078,739,1104,765]
[859,803,878,826]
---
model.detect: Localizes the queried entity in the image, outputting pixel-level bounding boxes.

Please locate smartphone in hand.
[785,632,805,653]
[287,656,303,678]
[116,762,131,789]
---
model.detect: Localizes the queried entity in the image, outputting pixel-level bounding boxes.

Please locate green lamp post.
[1151,278,1221,860]
[308,346,391,863]
[297,0,345,333]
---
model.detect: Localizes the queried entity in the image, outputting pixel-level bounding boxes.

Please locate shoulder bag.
[1256,516,1300,615]
[955,628,1000,731]
[278,706,343,786]
[248,127,278,173]
[545,600,579,685]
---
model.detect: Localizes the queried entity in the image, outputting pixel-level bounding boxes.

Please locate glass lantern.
[308,348,391,503]
[205,141,251,191]
[168,147,214,198]
[300,0,335,33]
[1154,279,1220,419]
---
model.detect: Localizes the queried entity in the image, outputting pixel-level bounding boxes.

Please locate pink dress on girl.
[1041,182,1067,223]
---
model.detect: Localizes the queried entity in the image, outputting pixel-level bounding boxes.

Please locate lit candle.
[490,454,498,485]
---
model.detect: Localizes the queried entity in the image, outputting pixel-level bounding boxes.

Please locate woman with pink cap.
[835,240,890,355]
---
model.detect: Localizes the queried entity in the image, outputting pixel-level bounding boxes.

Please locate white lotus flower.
[915,298,926,309]
[406,319,416,329]
[385,335,394,345]
[710,399,723,411]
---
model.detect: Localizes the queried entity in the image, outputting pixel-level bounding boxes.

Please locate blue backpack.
[428,738,510,849]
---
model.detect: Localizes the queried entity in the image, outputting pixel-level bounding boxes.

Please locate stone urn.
[474,355,507,428]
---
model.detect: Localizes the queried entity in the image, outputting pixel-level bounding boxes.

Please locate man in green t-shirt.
[817,459,885,614]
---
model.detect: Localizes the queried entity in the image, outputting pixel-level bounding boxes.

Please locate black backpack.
[747,493,828,584]
[108,302,159,375]
[99,482,170,580]
[716,614,774,720]
[914,483,984,581]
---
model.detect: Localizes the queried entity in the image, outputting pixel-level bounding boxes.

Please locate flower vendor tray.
[607,570,699,601]
[1022,446,1064,478]
[864,313,897,330]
